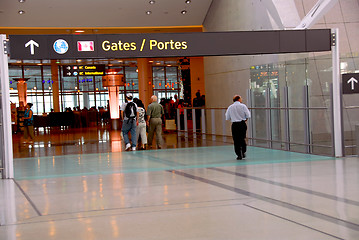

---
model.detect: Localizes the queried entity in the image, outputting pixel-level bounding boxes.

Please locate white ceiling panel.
[0,0,213,28]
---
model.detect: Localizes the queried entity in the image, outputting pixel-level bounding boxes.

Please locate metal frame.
[0,35,14,179]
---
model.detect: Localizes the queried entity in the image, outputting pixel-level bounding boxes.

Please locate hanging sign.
[9,29,332,60]
[62,64,106,77]
[342,73,359,94]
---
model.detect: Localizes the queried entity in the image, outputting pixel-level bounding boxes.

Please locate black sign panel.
[9,29,332,60]
[342,73,359,94]
[63,65,106,77]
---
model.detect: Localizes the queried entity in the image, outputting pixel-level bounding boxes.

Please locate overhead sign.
[342,73,359,94]
[9,29,331,60]
[63,64,106,77]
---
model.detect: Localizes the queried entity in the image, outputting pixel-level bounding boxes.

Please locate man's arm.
[225,106,231,121]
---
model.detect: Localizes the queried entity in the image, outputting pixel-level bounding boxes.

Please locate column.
[14,78,29,106]
[51,60,60,112]
[137,58,153,108]
[102,73,124,130]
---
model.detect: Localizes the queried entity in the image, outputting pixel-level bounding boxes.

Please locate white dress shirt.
[225,101,251,122]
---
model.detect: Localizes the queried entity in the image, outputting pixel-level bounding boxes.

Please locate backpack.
[124,102,137,122]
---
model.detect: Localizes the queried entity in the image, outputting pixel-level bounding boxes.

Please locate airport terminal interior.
[1,0,359,239]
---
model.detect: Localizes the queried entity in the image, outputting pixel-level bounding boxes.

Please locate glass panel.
[124,66,138,94]
[341,56,359,156]
[0,70,3,176]
[286,59,307,153]
[307,55,333,156]
[153,67,165,94]
[268,65,281,149]
[250,64,269,147]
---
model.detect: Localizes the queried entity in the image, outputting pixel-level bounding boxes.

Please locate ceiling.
[0,0,213,29]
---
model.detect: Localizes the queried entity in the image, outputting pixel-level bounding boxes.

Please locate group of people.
[21,93,252,161]
[121,94,164,151]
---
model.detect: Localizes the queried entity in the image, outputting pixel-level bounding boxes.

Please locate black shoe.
[236,155,242,160]
[242,152,246,158]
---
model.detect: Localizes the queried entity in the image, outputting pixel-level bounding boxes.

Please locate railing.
[176,106,333,156]
[176,87,337,156]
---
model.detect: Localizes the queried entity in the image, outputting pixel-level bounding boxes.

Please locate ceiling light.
[18,10,25,15]
[181,10,187,15]
[149,0,155,4]
[146,11,152,15]
[18,0,26,2]
[75,30,85,33]
[185,0,191,3]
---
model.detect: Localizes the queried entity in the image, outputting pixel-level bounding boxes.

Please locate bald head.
[151,95,158,102]
[233,95,242,102]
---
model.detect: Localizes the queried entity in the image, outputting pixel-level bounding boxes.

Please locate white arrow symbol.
[347,77,358,90]
[25,40,39,55]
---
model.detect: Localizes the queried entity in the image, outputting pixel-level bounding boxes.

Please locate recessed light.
[18,0,26,3]
[18,10,25,15]
[185,0,191,4]
[149,0,155,4]
[181,10,187,15]
[146,11,152,15]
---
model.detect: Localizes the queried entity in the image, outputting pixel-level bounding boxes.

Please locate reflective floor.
[1,127,359,239]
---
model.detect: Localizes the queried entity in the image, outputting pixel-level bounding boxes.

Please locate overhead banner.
[9,29,332,60]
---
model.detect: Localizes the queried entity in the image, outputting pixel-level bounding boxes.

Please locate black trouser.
[231,121,247,157]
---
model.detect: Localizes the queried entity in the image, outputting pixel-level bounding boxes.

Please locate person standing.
[133,98,147,150]
[193,90,204,132]
[146,95,164,149]
[121,93,139,151]
[23,103,35,144]
[225,95,251,160]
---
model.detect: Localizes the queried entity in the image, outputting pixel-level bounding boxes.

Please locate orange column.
[137,58,153,109]
[16,79,28,106]
[51,60,60,112]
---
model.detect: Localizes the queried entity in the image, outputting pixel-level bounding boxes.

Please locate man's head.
[151,95,158,103]
[126,93,133,101]
[233,95,242,103]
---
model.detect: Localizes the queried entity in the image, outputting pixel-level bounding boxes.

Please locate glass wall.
[8,59,182,116]
[0,67,3,177]
[153,66,181,100]
[341,55,359,156]
[250,54,334,156]
[249,64,280,148]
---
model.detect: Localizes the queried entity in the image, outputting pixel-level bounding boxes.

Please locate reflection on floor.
[12,126,229,158]
[2,126,359,239]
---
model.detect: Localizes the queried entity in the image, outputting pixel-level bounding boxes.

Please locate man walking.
[225,95,251,160]
[121,93,139,151]
[146,95,164,149]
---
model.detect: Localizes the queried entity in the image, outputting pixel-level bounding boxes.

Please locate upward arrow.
[347,77,358,90]
[25,40,39,55]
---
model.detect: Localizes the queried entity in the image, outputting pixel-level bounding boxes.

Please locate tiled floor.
[1,127,359,239]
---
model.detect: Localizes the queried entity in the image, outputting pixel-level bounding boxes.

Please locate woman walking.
[133,98,147,150]
[23,103,35,144]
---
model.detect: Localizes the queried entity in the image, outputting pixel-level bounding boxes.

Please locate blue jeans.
[122,119,137,147]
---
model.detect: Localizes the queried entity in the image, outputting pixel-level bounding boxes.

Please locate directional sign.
[9,29,332,60]
[25,40,39,55]
[63,65,106,77]
[342,73,359,94]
